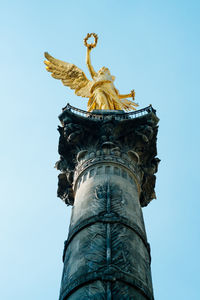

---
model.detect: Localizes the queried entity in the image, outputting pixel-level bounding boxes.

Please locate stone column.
[56,105,159,300]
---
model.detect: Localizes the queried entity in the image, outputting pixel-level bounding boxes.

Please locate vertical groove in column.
[106,282,112,300]
[106,182,112,300]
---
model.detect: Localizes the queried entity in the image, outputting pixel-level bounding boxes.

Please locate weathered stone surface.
[56,104,159,207]
[57,104,159,300]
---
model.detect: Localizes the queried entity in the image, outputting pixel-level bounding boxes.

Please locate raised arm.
[86,47,97,79]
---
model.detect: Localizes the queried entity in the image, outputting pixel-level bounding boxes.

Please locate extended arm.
[86,47,97,79]
[119,90,135,99]
[119,93,132,99]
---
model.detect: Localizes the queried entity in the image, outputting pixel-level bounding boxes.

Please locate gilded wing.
[44,52,93,98]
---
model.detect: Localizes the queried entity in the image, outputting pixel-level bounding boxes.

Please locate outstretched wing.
[44,52,93,98]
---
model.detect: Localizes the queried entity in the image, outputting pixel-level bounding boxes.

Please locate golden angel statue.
[44,33,138,111]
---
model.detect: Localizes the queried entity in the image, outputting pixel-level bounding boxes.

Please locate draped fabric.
[88,81,135,111]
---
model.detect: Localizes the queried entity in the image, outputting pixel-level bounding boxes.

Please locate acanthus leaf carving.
[57,106,159,207]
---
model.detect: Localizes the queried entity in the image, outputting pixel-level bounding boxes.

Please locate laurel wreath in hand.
[84,33,98,49]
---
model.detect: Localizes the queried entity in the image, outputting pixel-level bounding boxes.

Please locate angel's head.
[97,67,115,81]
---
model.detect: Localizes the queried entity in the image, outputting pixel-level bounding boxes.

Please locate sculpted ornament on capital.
[55,108,159,207]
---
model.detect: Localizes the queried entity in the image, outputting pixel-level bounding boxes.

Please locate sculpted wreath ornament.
[84,33,98,49]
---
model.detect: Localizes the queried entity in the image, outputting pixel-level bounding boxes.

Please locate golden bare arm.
[119,93,132,99]
[86,47,97,79]
[118,90,138,107]
[119,90,136,100]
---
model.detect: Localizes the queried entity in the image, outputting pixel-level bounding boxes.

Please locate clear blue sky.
[1,1,200,299]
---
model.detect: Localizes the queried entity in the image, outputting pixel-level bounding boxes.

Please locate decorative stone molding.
[56,104,159,207]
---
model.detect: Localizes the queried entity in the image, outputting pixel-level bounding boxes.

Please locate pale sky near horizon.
[1,1,200,299]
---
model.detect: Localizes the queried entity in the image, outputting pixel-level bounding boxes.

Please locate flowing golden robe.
[87,79,136,111]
